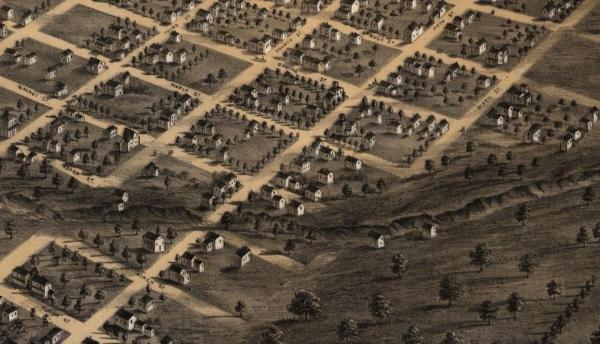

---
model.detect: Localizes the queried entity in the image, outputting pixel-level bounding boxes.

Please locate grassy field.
[78,76,183,136]
[135,37,252,95]
[576,2,600,34]
[284,31,399,85]
[525,33,600,101]
[0,302,69,344]
[335,0,450,41]
[0,38,95,96]
[8,243,130,321]
[376,53,495,118]
[428,12,548,71]
[0,0,65,23]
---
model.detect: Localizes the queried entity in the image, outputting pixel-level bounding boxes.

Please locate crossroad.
[0,0,595,342]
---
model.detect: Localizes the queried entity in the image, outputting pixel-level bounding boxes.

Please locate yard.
[334,0,450,41]
[283,27,399,85]
[187,4,301,54]
[0,38,95,96]
[0,85,50,139]
[428,12,549,71]
[0,302,69,344]
[77,75,199,136]
[104,291,250,344]
[26,117,142,177]
[476,0,582,22]
[160,242,301,324]
[375,52,496,118]
[229,68,346,129]
[179,105,294,173]
[134,36,252,95]
[7,242,130,321]
[325,98,449,164]
[576,2,600,34]
[0,0,65,24]
[40,4,155,60]
[525,33,600,102]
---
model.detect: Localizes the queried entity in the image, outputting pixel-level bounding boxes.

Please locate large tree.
[506,292,525,319]
[439,331,465,344]
[514,204,529,226]
[369,293,390,324]
[518,253,538,277]
[469,243,493,272]
[287,290,321,320]
[402,325,425,344]
[261,325,284,344]
[439,275,464,307]
[478,300,499,325]
[337,318,358,342]
[391,254,408,279]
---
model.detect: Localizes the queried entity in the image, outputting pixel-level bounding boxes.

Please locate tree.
[376,178,386,193]
[439,331,465,344]
[122,246,131,262]
[591,328,600,344]
[593,222,600,242]
[518,254,538,277]
[577,226,590,247]
[466,141,475,155]
[132,219,141,234]
[4,219,16,239]
[546,279,563,300]
[306,229,317,244]
[92,234,104,248]
[220,211,234,229]
[424,159,435,174]
[369,293,390,324]
[342,184,353,199]
[478,300,499,325]
[167,227,177,244]
[439,275,464,307]
[506,292,525,319]
[235,300,247,319]
[441,155,451,169]
[17,163,29,180]
[284,240,296,256]
[337,318,358,342]
[261,325,284,344]
[78,230,88,241]
[391,254,408,279]
[464,166,474,183]
[67,177,79,193]
[515,204,529,226]
[469,243,493,272]
[583,187,595,206]
[40,158,53,178]
[288,290,321,320]
[136,251,147,269]
[516,164,527,179]
[94,290,106,304]
[400,325,425,344]
[52,173,63,190]
[61,296,71,310]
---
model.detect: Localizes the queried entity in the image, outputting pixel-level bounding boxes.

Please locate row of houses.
[0,5,35,26]
[92,22,147,60]
[9,265,53,298]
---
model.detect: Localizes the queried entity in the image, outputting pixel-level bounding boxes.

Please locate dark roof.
[31,274,50,285]
[115,308,135,320]
[168,264,187,273]
[306,184,321,192]
[345,156,360,164]
[12,265,30,276]
[368,230,383,239]
[181,251,198,260]
[235,246,251,257]
[204,231,222,243]
[289,199,303,208]
[122,127,138,141]
[143,231,163,241]
[160,335,175,344]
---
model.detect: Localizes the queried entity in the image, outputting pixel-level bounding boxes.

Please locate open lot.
[160,242,300,324]
[104,291,248,344]
[180,105,294,173]
[0,38,95,96]
[230,68,346,129]
[283,27,398,85]
[428,12,548,71]
[0,85,50,139]
[334,0,450,40]
[576,2,600,34]
[325,98,449,164]
[134,37,252,95]
[26,117,142,177]
[7,242,130,321]
[0,0,65,24]
[376,52,495,118]
[77,74,198,136]
[525,33,600,102]
[187,4,301,53]
[476,0,582,22]
[0,302,69,344]
[41,4,154,60]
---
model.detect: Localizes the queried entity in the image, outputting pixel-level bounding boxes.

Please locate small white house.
[367,231,385,249]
